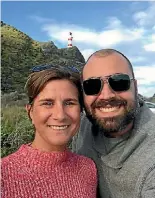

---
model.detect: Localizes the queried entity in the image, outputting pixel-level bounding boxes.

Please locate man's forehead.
[82,53,131,78]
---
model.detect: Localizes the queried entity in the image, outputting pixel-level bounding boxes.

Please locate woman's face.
[27,79,81,152]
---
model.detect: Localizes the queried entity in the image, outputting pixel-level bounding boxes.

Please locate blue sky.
[2,1,155,97]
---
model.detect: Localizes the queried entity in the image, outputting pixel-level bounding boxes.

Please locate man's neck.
[109,121,134,138]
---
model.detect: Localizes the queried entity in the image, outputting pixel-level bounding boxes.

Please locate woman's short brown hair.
[24,65,83,111]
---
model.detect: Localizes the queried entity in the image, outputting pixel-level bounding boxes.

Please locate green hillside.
[1,21,85,93]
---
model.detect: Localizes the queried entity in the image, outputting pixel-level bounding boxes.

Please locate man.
[72,49,155,198]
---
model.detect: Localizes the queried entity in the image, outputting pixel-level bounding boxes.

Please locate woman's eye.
[65,101,75,106]
[42,101,53,106]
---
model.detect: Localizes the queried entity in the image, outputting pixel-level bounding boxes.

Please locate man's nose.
[52,104,66,121]
[98,80,115,100]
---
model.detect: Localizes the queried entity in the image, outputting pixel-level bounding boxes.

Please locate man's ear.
[25,104,33,121]
[134,79,138,94]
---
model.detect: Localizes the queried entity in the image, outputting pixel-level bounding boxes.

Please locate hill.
[1,21,85,93]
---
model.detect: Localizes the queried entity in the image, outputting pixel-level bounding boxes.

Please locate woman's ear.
[25,104,33,121]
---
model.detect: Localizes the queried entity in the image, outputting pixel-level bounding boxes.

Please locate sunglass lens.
[109,74,130,91]
[83,78,102,95]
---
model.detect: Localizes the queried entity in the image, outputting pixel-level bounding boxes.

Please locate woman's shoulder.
[1,145,25,168]
[70,152,97,181]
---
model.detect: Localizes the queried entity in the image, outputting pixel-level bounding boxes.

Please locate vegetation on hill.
[1,21,85,94]
[1,105,34,157]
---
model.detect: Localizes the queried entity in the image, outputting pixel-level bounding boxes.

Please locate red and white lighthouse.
[68,32,73,48]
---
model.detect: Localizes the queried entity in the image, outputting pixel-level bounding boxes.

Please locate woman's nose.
[51,104,66,121]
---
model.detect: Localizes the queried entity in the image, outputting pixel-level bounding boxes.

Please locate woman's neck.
[30,140,67,152]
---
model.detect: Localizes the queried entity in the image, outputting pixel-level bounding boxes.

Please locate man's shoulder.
[80,113,92,133]
[134,154,155,197]
[135,102,155,136]
[72,114,93,153]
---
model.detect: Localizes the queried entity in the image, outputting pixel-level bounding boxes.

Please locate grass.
[1,105,34,157]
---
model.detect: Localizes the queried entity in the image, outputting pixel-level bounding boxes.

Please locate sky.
[1,1,155,97]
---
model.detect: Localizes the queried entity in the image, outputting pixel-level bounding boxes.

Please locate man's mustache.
[92,98,127,108]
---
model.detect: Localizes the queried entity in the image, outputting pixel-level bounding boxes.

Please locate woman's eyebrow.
[64,98,79,102]
[38,98,54,102]
[38,98,78,102]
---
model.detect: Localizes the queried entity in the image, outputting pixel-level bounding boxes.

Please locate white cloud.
[133,11,147,26]
[134,66,155,85]
[134,66,155,97]
[152,34,155,41]
[138,86,155,98]
[29,15,54,23]
[143,34,155,52]
[81,49,95,61]
[106,17,122,29]
[42,22,144,48]
[144,43,155,52]
[42,24,96,43]
[133,2,155,27]
[129,56,146,63]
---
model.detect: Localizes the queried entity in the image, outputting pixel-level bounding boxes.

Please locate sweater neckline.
[16,144,72,171]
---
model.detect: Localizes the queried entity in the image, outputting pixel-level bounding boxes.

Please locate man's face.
[82,53,139,134]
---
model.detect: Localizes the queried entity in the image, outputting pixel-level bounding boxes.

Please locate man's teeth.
[48,125,69,130]
[99,106,119,112]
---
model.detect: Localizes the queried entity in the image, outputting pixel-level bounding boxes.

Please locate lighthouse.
[68,32,73,48]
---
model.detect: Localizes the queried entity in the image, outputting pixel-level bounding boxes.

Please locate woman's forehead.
[36,79,79,99]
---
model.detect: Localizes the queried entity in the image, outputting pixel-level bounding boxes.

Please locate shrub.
[1,92,28,107]
[1,106,34,157]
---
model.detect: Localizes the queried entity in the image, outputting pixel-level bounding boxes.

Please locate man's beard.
[84,97,139,135]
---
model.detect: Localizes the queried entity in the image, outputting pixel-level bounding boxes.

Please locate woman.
[1,65,97,198]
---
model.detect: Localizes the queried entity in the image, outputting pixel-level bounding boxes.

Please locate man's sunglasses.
[83,73,134,95]
[30,64,79,73]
